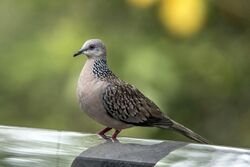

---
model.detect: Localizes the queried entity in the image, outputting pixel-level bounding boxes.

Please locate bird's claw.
[98,134,120,143]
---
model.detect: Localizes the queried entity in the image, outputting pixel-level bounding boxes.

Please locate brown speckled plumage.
[74,39,210,144]
[103,80,172,126]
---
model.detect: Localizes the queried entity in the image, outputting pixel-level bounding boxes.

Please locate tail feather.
[157,120,210,144]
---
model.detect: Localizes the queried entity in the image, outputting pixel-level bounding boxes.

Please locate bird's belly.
[77,79,104,118]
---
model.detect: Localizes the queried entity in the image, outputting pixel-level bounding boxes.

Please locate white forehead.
[81,39,104,48]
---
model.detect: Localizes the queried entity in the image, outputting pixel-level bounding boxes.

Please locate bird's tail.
[157,120,210,144]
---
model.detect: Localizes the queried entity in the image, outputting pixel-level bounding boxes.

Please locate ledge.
[0,125,249,167]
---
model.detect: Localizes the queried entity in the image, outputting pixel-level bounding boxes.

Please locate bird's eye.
[89,45,95,50]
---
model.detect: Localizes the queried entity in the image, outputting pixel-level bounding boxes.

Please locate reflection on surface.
[0,126,101,167]
[156,144,250,167]
[0,125,250,167]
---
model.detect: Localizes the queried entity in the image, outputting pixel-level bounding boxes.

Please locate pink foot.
[98,127,112,140]
[111,129,121,142]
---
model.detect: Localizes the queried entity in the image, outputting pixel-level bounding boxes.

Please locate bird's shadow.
[71,140,187,167]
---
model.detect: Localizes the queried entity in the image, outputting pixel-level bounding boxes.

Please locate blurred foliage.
[127,0,159,8]
[0,0,250,148]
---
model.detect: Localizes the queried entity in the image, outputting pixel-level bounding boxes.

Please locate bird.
[73,39,209,144]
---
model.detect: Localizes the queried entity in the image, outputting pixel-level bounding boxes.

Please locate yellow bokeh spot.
[127,0,159,8]
[159,0,207,37]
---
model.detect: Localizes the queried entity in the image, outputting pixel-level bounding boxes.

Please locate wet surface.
[155,144,250,167]
[0,126,101,167]
[0,125,249,167]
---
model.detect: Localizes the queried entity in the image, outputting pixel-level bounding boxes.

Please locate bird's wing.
[102,82,173,127]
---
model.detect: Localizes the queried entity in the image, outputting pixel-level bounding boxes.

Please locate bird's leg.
[98,127,112,139]
[111,129,121,142]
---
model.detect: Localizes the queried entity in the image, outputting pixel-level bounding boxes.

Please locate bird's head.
[73,39,106,59]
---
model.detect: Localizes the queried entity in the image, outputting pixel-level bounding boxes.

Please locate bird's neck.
[90,58,114,79]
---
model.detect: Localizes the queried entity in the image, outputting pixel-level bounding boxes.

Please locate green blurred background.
[0,0,250,148]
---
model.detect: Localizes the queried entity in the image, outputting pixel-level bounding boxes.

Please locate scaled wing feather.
[102,81,173,127]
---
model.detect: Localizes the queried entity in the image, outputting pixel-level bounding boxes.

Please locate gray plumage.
[74,39,209,144]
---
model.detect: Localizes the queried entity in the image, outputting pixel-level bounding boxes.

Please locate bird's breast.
[76,61,107,116]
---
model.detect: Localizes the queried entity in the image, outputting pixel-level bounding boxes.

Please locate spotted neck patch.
[92,59,114,79]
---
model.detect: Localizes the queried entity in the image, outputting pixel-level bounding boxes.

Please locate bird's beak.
[73,48,86,57]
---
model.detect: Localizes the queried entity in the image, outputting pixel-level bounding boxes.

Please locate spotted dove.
[73,39,209,144]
